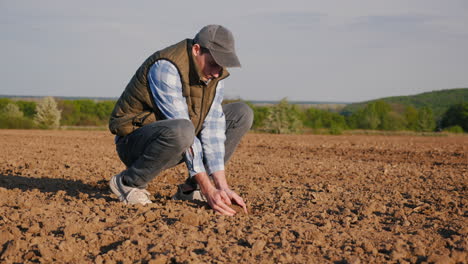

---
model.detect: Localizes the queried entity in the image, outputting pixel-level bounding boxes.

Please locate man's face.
[192,44,222,82]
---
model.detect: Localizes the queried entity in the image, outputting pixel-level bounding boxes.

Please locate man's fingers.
[231,194,248,214]
[219,202,236,215]
[231,193,246,207]
[209,195,236,215]
[221,191,232,205]
[212,202,236,216]
[206,189,250,216]
[235,196,246,207]
[234,197,247,210]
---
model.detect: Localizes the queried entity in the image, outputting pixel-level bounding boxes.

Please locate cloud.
[246,11,324,30]
[1,0,467,101]
[349,14,467,37]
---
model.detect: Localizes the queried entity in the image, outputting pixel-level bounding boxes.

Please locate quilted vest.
[109,39,229,136]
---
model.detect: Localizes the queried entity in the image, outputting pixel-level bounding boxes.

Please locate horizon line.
[0,94,353,105]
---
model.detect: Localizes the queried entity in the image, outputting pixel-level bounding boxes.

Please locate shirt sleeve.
[147,60,206,176]
[200,80,226,175]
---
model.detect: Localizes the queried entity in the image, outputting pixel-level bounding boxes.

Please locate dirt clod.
[230,204,247,215]
[0,130,466,263]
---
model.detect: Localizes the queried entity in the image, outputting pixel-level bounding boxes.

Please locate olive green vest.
[109,39,229,136]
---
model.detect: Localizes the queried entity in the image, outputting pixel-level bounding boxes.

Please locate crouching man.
[108,25,252,216]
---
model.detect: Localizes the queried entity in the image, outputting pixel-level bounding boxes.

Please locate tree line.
[0,97,114,129]
[248,99,467,134]
[0,97,466,133]
[341,88,468,119]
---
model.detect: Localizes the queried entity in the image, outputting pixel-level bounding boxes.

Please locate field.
[0,130,466,263]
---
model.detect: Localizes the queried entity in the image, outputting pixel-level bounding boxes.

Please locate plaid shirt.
[148,59,226,176]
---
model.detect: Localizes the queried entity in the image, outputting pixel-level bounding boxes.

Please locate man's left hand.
[223,188,248,214]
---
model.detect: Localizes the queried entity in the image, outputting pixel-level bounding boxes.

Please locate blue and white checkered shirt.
[148,59,226,177]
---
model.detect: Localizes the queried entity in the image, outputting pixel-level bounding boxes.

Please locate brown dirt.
[0,129,466,263]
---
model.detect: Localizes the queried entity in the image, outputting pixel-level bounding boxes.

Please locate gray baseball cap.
[193,25,241,68]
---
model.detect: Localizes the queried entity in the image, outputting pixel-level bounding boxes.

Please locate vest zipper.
[195,74,229,133]
[196,85,205,133]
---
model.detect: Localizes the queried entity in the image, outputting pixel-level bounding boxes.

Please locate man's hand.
[194,171,248,216]
[205,187,236,216]
[223,188,248,214]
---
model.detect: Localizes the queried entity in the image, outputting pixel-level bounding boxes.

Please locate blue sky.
[1,0,467,102]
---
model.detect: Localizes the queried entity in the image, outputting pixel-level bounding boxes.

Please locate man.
[108,25,253,216]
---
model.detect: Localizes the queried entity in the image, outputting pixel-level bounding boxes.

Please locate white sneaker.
[109,173,152,205]
[171,184,207,202]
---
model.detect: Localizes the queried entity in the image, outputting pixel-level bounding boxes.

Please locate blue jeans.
[116,102,253,188]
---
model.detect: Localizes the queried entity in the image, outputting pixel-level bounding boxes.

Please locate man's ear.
[192,44,201,56]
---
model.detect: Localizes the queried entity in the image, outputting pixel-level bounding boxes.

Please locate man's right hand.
[204,187,237,216]
[194,172,241,216]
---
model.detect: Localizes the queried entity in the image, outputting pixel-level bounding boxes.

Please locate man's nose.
[212,70,220,78]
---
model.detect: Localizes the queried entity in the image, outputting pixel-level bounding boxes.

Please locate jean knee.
[236,102,254,129]
[169,119,195,148]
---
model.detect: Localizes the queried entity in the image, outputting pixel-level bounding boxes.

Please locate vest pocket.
[110,111,155,136]
[131,111,153,127]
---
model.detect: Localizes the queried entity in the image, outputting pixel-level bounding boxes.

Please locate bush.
[246,102,270,130]
[15,101,37,118]
[58,99,115,126]
[346,101,436,132]
[95,101,115,121]
[2,103,23,118]
[328,124,343,135]
[0,103,35,129]
[34,97,61,129]
[0,116,35,129]
[416,107,436,132]
[440,102,468,132]
[404,106,418,130]
[347,101,391,130]
[303,107,346,130]
[264,98,303,134]
[443,125,464,133]
[380,111,406,131]
[0,98,13,111]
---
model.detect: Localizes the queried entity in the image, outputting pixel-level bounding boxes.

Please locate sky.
[1,0,467,103]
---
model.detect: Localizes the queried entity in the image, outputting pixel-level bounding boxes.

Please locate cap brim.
[211,50,241,68]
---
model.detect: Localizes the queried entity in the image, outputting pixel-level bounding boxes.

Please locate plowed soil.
[0,129,466,264]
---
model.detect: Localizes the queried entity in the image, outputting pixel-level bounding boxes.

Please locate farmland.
[0,130,466,263]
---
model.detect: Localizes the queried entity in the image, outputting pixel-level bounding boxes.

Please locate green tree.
[58,99,114,126]
[2,103,23,118]
[443,125,464,133]
[246,102,269,130]
[265,98,302,134]
[349,101,391,130]
[34,97,61,129]
[15,101,37,118]
[95,101,115,121]
[416,107,435,132]
[303,107,346,130]
[341,88,468,120]
[73,99,99,125]
[0,98,13,111]
[362,109,380,129]
[346,100,409,131]
[58,100,80,125]
[0,103,35,129]
[404,106,419,130]
[380,111,406,131]
[440,102,468,132]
